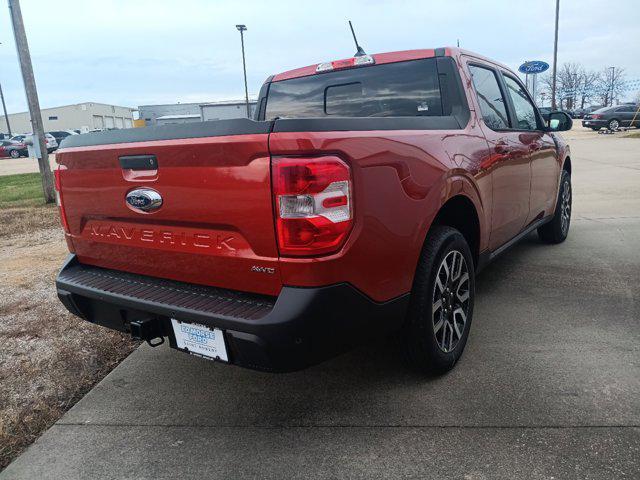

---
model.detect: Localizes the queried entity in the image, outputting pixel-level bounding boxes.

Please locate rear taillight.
[591,114,601,119]
[272,156,353,257]
[54,165,70,233]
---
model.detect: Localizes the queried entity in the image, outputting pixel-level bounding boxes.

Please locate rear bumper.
[582,119,606,128]
[56,255,409,372]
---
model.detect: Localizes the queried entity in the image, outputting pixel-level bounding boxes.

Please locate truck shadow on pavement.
[63,229,639,430]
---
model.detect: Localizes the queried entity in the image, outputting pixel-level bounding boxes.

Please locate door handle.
[119,155,157,170]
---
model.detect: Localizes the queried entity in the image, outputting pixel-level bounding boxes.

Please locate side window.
[468,65,509,130]
[502,75,539,130]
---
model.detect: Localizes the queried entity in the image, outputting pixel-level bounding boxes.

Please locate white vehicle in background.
[47,130,78,148]
[11,133,58,154]
[44,133,58,152]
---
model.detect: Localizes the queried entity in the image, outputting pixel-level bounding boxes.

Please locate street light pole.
[0,82,11,136]
[0,42,12,136]
[235,24,250,118]
[8,0,55,203]
[608,66,615,107]
[550,0,560,110]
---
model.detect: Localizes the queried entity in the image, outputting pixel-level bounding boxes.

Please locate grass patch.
[0,173,46,208]
[0,174,59,238]
[623,131,640,139]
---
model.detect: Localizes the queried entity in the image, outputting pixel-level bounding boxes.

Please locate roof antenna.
[348,20,367,57]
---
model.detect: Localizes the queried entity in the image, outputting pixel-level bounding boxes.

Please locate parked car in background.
[54,46,574,375]
[10,133,58,152]
[583,105,640,130]
[45,133,59,152]
[573,105,602,119]
[48,130,78,147]
[0,139,28,158]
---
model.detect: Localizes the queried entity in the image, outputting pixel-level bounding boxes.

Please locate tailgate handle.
[119,155,157,170]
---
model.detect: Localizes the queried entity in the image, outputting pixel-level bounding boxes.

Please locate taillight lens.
[272,156,353,257]
[591,114,601,119]
[54,165,70,233]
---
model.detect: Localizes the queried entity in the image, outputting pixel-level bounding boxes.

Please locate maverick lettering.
[88,224,236,251]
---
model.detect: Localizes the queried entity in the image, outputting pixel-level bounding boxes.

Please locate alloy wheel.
[431,250,470,353]
[609,119,619,130]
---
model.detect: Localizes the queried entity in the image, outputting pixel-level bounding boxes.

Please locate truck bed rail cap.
[60,118,273,149]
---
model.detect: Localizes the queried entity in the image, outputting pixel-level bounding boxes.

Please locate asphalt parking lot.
[1,129,639,479]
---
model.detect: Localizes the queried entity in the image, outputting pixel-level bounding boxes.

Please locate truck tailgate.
[56,120,281,296]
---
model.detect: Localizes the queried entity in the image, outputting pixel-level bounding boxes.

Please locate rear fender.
[414,171,488,257]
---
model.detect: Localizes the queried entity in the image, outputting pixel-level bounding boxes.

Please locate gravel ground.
[0,204,137,470]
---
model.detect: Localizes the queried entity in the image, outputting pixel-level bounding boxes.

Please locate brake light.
[272,156,353,256]
[54,165,70,233]
[316,54,375,73]
[591,114,601,119]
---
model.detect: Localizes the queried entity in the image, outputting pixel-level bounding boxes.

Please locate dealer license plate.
[171,319,228,362]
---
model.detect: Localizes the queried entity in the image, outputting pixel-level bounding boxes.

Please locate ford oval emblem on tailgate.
[125,188,163,213]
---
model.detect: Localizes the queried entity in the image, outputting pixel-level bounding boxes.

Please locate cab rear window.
[265,58,444,119]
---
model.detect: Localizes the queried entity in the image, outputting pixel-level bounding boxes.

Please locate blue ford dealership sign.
[518,61,550,74]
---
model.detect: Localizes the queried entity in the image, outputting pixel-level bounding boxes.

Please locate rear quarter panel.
[270,123,491,302]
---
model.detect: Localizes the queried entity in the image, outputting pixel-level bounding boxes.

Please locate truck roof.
[271,46,513,82]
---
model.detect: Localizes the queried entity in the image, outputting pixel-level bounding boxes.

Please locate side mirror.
[547,111,573,132]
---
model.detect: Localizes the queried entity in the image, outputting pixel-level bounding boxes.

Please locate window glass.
[503,75,538,130]
[469,65,509,129]
[325,83,364,115]
[265,58,443,119]
[616,106,634,112]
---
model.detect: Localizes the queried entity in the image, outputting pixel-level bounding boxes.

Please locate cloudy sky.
[0,0,638,113]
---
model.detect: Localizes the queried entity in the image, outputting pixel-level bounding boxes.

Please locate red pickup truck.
[55,47,572,374]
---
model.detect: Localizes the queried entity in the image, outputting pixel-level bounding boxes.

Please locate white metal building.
[138,99,257,126]
[200,100,257,121]
[0,102,135,135]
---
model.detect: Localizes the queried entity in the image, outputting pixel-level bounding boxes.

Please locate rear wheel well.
[563,156,572,175]
[431,195,480,266]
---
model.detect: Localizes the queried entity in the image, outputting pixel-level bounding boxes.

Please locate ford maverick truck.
[55,47,573,373]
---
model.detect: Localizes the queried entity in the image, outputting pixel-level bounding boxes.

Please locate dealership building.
[0,102,135,135]
[138,99,257,126]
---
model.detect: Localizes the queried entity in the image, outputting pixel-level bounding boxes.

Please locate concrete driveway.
[0,154,56,176]
[2,132,639,479]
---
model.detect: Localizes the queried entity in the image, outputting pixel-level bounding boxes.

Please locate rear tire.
[10,149,20,159]
[538,170,571,244]
[607,119,620,130]
[403,226,475,375]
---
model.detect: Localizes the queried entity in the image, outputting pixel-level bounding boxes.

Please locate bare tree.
[556,63,583,110]
[595,67,627,107]
[578,70,599,108]
[539,73,554,106]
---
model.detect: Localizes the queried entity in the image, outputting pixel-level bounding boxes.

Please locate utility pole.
[550,0,560,110]
[608,66,615,107]
[8,0,55,203]
[235,24,250,118]
[0,82,11,136]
